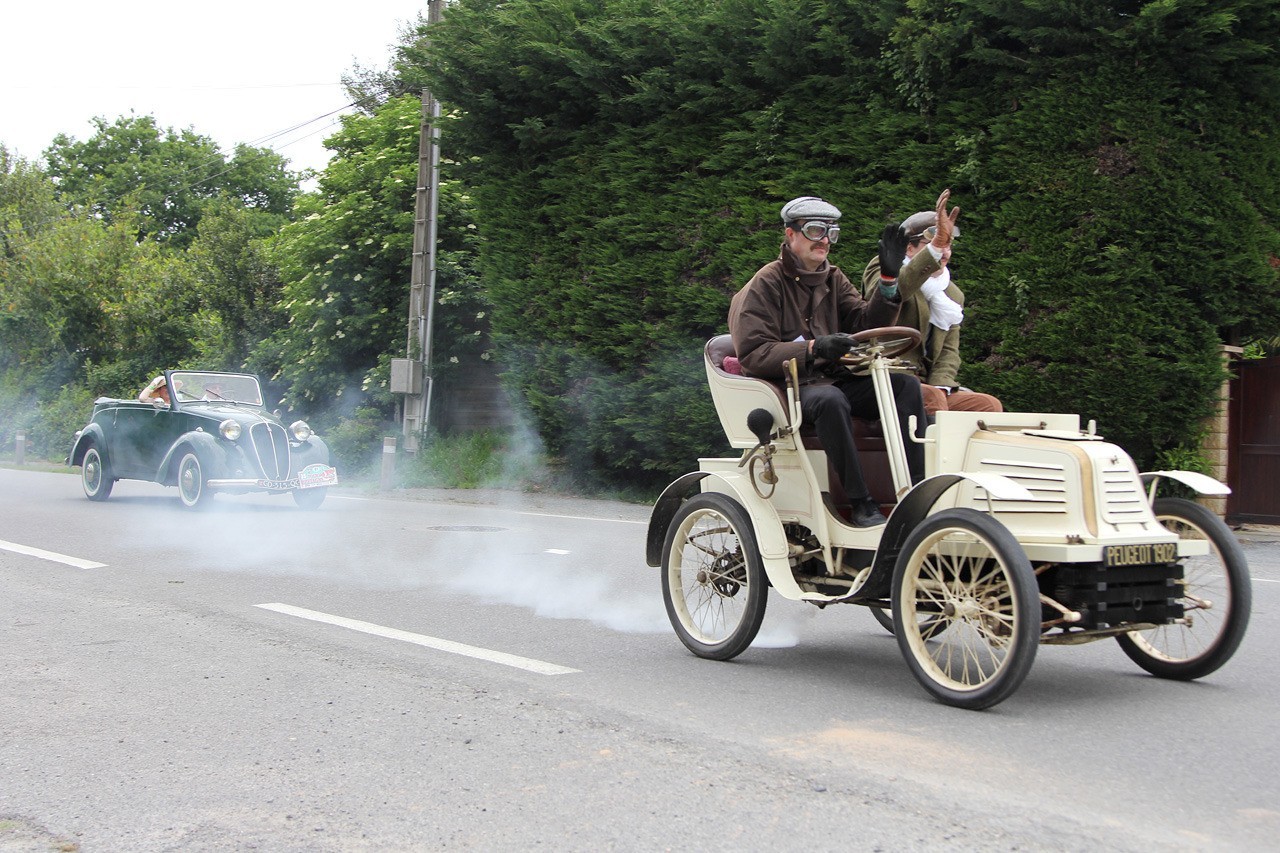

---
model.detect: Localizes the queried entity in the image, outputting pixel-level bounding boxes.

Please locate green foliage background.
[1,122,303,460]
[4,0,1280,490]
[402,0,1280,486]
[0,98,487,471]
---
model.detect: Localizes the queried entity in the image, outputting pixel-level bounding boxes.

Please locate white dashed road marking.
[0,539,106,569]
[255,603,581,675]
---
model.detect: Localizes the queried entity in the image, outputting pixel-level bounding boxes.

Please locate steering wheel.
[839,326,922,368]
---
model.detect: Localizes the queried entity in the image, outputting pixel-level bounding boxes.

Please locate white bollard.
[14,430,26,466]
[380,436,397,490]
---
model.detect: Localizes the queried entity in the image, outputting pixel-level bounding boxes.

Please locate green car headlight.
[220,419,242,441]
[290,420,313,441]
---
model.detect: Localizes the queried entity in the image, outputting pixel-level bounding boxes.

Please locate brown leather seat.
[705,335,894,508]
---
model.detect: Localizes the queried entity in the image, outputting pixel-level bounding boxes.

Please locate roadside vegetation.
[3,0,1278,495]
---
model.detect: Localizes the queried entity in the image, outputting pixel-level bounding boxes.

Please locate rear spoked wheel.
[870,606,895,634]
[1116,497,1251,680]
[893,508,1039,710]
[661,492,767,661]
[871,601,946,637]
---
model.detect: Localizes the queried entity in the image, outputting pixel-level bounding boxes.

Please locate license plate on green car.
[257,464,337,491]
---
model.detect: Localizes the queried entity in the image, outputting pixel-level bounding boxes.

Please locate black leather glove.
[877,224,909,279]
[814,334,855,361]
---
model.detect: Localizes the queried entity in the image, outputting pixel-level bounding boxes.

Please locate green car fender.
[156,431,228,487]
[292,434,332,468]
[69,423,109,468]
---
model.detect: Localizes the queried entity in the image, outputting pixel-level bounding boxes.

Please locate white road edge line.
[512,510,646,525]
[254,603,581,675]
[1256,577,1279,584]
[0,539,106,569]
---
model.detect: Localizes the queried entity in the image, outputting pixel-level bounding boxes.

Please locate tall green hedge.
[405,0,1280,488]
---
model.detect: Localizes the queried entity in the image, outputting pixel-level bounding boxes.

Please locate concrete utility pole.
[396,0,444,453]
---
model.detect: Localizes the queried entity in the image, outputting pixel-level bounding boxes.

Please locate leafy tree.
[187,198,290,369]
[44,115,300,247]
[1,128,300,460]
[2,207,204,389]
[2,147,212,390]
[0,154,211,454]
[0,149,64,375]
[0,147,61,262]
[252,94,487,425]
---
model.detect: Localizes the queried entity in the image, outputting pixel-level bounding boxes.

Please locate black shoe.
[849,498,887,528]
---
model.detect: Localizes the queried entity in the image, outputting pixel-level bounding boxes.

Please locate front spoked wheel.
[1115,498,1251,680]
[661,492,767,661]
[893,508,1039,710]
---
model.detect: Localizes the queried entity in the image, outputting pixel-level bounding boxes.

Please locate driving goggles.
[793,220,840,244]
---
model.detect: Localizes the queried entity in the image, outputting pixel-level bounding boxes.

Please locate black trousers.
[798,373,927,502]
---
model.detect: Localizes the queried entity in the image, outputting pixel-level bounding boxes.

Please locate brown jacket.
[861,256,963,387]
[729,243,938,382]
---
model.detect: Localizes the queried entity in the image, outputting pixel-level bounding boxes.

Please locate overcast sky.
[1,1,427,175]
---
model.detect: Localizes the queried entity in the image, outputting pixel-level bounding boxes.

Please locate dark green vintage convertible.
[69,370,337,510]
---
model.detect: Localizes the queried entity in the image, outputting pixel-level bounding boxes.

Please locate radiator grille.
[249,422,290,479]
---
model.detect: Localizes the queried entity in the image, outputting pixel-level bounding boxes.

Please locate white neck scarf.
[906,256,964,330]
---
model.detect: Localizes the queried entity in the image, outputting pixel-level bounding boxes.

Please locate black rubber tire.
[871,602,946,637]
[292,487,328,510]
[870,606,896,634]
[892,508,1039,710]
[661,492,768,661]
[81,445,114,502]
[1115,497,1251,680]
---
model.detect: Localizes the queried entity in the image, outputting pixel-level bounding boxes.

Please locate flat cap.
[900,210,960,239]
[780,196,841,223]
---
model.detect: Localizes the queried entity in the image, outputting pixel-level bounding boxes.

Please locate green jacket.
[861,256,963,388]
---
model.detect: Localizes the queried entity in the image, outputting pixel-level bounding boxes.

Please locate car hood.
[179,401,282,426]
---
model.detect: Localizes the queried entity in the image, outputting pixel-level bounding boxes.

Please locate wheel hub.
[708,555,742,597]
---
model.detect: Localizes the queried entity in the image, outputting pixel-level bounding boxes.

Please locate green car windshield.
[169,372,264,406]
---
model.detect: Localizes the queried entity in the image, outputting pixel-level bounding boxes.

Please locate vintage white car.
[647,328,1251,709]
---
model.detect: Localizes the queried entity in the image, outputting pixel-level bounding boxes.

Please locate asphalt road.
[2,467,1277,851]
